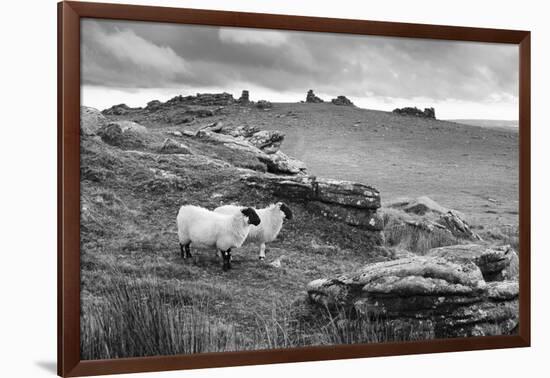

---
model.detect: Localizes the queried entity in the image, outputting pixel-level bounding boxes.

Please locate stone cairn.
[306,89,324,103]
[238,90,250,104]
[423,107,436,119]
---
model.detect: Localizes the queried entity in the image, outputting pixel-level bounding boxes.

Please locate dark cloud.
[81,19,518,104]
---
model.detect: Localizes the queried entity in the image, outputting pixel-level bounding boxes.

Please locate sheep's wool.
[177,205,250,251]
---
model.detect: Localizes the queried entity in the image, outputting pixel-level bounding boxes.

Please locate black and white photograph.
[79,18,520,360]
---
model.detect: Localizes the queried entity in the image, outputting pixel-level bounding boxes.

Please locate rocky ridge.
[393,106,436,119]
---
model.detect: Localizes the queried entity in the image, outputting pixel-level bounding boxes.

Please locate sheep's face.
[278,202,293,220]
[241,207,261,226]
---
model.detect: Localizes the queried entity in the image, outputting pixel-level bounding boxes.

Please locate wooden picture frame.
[58,1,531,376]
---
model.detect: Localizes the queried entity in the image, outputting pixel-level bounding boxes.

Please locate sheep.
[176,205,261,271]
[214,202,293,260]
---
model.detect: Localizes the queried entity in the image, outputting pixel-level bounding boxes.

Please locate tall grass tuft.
[303,306,434,345]
[246,302,434,349]
[81,277,248,360]
[479,225,519,251]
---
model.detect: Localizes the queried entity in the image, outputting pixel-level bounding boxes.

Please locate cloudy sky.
[81,19,518,120]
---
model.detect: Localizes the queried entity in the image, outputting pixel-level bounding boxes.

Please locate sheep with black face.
[214,202,293,260]
[176,205,261,271]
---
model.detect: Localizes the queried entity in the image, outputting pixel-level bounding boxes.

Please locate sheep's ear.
[241,207,261,226]
[279,203,293,220]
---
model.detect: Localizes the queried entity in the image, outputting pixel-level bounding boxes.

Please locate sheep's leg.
[222,249,232,271]
[180,242,192,259]
[258,243,266,260]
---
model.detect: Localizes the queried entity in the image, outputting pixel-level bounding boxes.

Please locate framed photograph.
[58,1,530,376]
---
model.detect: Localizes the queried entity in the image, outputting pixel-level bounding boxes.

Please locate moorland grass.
[81,275,434,359]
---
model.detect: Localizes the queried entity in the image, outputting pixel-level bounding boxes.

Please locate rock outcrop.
[159,138,192,155]
[439,210,482,240]
[102,103,140,116]
[217,124,259,138]
[256,100,273,109]
[238,90,250,104]
[194,121,304,174]
[423,107,436,119]
[306,90,324,103]
[97,123,145,149]
[262,151,307,175]
[81,106,107,135]
[196,129,306,175]
[387,196,481,240]
[243,174,380,209]
[242,173,383,231]
[427,244,518,281]
[306,201,384,231]
[145,100,162,112]
[392,107,436,119]
[216,126,286,155]
[331,96,354,106]
[172,115,196,125]
[390,196,449,215]
[165,92,234,107]
[247,130,285,152]
[108,120,148,134]
[307,254,518,338]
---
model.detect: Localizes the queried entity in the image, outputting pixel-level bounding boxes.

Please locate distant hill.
[448,119,518,131]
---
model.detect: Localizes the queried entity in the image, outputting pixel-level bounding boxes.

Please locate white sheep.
[176,205,261,270]
[214,202,293,260]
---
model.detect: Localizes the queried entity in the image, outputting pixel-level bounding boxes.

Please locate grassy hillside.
[80,123,406,359]
[219,103,519,227]
[80,100,518,359]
